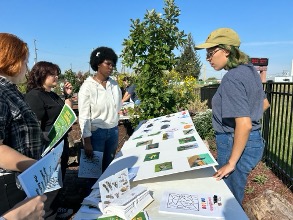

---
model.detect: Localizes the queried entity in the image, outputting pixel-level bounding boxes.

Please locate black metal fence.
[262,82,293,188]
[200,82,293,188]
[200,84,219,109]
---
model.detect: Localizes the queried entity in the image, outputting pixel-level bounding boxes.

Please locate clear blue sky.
[1,0,293,79]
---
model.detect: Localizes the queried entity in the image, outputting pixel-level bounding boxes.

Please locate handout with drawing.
[159,190,224,218]
[78,149,103,178]
[42,103,77,157]
[97,168,153,220]
[17,141,64,197]
[99,168,130,210]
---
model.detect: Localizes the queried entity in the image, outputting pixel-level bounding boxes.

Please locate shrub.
[192,109,214,140]
[253,174,268,184]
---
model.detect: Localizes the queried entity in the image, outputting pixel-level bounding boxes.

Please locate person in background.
[0,33,44,215]
[195,28,270,205]
[121,76,130,102]
[121,76,140,104]
[78,46,122,174]
[0,195,47,220]
[25,61,73,219]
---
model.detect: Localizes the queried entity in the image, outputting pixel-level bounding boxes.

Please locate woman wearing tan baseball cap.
[195,28,270,205]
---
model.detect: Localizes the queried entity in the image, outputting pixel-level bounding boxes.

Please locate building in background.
[274,59,293,82]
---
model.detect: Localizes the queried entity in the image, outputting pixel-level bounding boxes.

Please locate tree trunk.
[243,190,293,220]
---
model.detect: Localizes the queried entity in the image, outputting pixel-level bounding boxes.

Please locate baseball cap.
[195,28,240,49]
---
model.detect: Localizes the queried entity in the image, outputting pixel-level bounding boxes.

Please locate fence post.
[262,81,272,159]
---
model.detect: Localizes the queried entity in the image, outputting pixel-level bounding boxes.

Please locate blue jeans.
[215,129,264,205]
[91,126,119,172]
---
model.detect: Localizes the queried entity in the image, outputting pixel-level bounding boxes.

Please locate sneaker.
[56,207,74,219]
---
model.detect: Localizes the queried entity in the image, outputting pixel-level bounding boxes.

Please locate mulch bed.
[207,139,293,207]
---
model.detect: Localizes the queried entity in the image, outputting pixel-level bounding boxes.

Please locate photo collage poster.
[119,111,217,181]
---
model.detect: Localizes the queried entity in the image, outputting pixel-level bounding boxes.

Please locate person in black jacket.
[25,61,73,219]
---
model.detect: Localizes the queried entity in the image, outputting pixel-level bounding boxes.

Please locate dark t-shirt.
[212,64,265,133]
[121,86,130,102]
[126,84,138,102]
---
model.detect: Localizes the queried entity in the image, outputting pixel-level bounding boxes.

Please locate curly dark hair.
[90,46,118,71]
[26,61,61,92]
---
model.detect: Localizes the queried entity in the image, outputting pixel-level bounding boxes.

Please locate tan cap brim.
[194,42,219,50]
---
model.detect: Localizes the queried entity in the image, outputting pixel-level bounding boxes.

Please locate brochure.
[17,141,64,197]
[42,103,77,157]
[98,211,149,220]
[98,169,153,220]
[101,185,153,220]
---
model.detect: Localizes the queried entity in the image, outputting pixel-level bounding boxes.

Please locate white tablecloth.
[74,164,248,220]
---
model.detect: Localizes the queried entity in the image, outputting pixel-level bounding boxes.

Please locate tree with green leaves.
[175,33,202,79]
[63,69,81,93]
[121,0,187,122]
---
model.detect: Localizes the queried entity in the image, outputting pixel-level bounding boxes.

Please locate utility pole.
[203,64,206,82]
[34,39,38,64]
[89,48,94,75]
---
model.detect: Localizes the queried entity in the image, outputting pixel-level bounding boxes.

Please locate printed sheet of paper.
[78,150,103,178]
[18,141,64,197]
[42,103,77,156]
[98,168,130,210]
[44,163,62,193]
[91,167,139,189]
[159,191,224,218]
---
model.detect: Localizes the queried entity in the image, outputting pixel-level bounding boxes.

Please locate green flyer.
[41,104,77,157]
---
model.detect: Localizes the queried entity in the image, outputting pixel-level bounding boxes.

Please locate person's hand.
[3,195,47,220]
[84,142,93,159]
[213,162,235,180]
[63,81,73,96]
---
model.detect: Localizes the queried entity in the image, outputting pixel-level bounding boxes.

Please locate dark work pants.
[44,137,69,219]
[0,173,26,216]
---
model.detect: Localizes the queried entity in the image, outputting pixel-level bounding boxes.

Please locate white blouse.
[78,76,122,138]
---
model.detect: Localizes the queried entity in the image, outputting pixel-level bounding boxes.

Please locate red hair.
[0,33,29,76]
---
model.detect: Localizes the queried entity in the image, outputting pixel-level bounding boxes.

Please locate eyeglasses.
[103,61,116,68]
[206,48,222,60]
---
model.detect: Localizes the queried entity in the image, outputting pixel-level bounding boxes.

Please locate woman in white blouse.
[78,46,122,174]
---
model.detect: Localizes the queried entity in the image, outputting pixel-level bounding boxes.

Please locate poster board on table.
[117,111,217,182]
